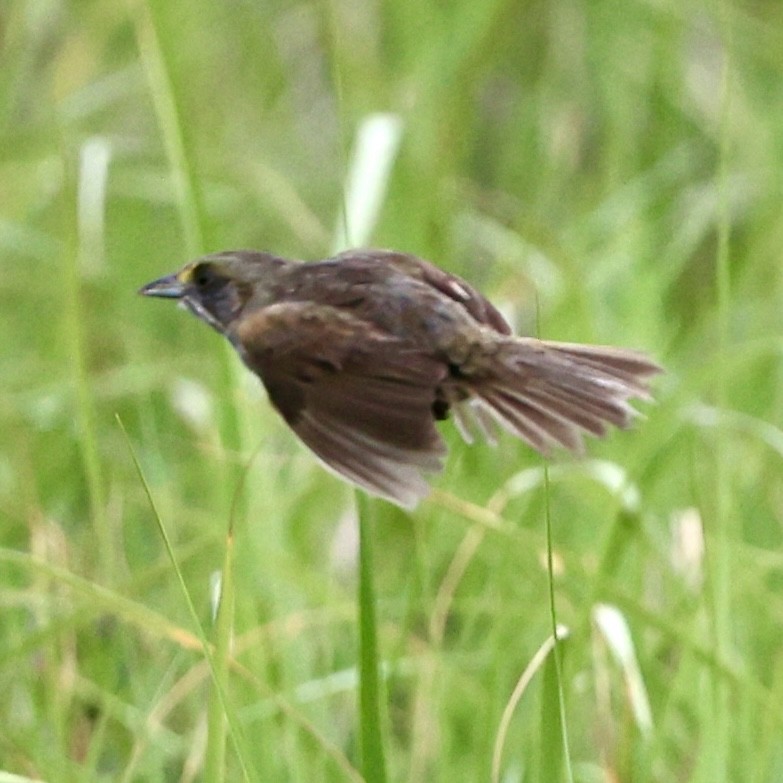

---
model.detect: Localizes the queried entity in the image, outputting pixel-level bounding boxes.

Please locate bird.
[140,248,661,509]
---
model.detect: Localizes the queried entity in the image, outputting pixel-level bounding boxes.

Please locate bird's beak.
[138,273,187,299]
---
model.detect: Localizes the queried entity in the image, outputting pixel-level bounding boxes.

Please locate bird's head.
[139,250,290,334]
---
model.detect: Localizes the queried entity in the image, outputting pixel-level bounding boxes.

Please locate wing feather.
[233,302,447,507]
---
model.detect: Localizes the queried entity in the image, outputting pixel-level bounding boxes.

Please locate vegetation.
[1,0,782,780]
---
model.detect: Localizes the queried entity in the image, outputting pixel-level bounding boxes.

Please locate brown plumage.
[140,249,662,508]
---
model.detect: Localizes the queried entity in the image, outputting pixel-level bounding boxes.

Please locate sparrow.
[140,249,661,509]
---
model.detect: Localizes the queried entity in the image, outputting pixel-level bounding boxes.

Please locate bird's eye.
[193,264,215,288]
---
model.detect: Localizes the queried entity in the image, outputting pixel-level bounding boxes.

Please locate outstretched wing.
[232,301,448,508]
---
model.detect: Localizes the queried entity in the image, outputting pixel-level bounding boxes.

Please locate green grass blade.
[116,415,255,782]
[543,465,574,783]
[355,491,388,783]
[59,147,109,579]
[539,643,566,783]
[702,2,735,781]
[204,540,234,783]
[132,1,204,256]
[491,625,570,783]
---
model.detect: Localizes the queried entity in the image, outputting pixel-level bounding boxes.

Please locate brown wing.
[232,302,448,509]
[332,250,513,335]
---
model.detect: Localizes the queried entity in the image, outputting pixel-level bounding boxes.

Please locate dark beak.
[138,273,187,299]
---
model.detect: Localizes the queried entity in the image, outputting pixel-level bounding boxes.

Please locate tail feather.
[479,389,578,453]
[458,338,662,454]
[452,399,498,445]
[542,343,659,397]
[520,383,632,431]
[493,389,586,451]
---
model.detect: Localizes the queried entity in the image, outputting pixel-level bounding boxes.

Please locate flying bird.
[141,249,661,509]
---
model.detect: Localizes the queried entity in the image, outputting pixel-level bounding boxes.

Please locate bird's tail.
[451,338,662,454]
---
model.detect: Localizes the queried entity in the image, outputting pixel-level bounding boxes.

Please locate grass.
[2,0,783,780]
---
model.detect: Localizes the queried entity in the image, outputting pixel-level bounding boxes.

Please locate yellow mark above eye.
[176,264,197,284]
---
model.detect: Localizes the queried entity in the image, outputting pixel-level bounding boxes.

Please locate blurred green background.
[2,0,783,780]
